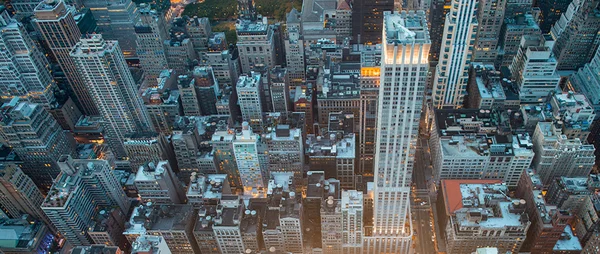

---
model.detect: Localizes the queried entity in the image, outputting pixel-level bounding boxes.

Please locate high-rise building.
[264,125,303,184]
[341,190,363,253]
[186,16,211,53]
[509,35,560,103]
[429,0,452,62]
[135,5,169,85]
[236,17,276,73]
[81,0,139,58]
[538,0,572,33]
[439,180,530,254]
[364,11,429,253]
[550,0,600,70]
[306,133,357,189]
[165,36,196,75]
[284,9,305,88]
[498,14,541,67]
[123,132,174,173]
[516,169,575,253]
[42,156,130,246]
[0,215,54,253]
[531,122,595,185]
[192,66,220,115]
[124,204,200,254]
[0,163,50,227]
[262,173,304,254]
[71,245,122,254]
[211,196,246,254]
[233,122,265,196]
[269,66,290,114]
[211,129,241,189]
[321,195,342,253]
[473,0,506,62]
[432,0,478,108]
[237,73,264,131]
[202,47,240,87]
[142,70,180,135]
[33,0,99,115]
[0,98,75,191]
[351,0,394,44]
[135,161,184,205]
[70,34,153,158]
[0,8,56,107]
[131,235,172,254]
[549,91,595,141]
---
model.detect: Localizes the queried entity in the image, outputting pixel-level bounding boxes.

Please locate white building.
[550,91,596,141]
[432,0,478,108]
[364,11,429,253]
[236,17,276,73]
[131,235,171,254]
[532,122,595,185]
[237,73,264,131]
[509,35,561,103]
[33,0,98,115]
[233,122,265,197]
[341,190,363,254]
[0,8,56,107]
[212,196,246,254]
[135,161,183,205]
[70,34,153,158]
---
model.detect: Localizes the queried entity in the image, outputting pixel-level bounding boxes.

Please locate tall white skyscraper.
[0,7,57,107]
[233,122,265,197]
[364,11,430,253]
[432,0,478,108]
[70,34,153,158]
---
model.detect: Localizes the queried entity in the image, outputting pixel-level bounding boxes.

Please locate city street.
[412,136,437,254]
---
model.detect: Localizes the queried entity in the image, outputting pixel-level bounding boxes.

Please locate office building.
[538,0,572,33]
[0,98,76,191]
[192,66,220,115]
[42,156,130,246]
[210,196,247,254]
[467,63,508,109]
[321,195,342,253]
[124,204,200,254]
[123,132,174,172]
[498,14,541,67]
[135,161,184,205]
[141,70,180,135]
[262,173,304,254]
[285,10,305,87]
[165,36,196,75]
[33,0,98,115]
[0,8,56,107]
[302,171,341,249]
[574,194,600,252]
[550,91,595,141]
[202,47,241,87]
[269,67,290,114]
[473,0,506,62]
[531,122,595,185]
[432,0,477,109]
[237,73,264,130]
[306,133,357,189]
[87,207,126,246]
[71,245,122,254]
[233,122,265,196]
[545,176,592,213]
[317,66,361,129]
[509,35,561,103]
[0,164,50,227]
[70,34,153,158]
[516,169,575,253]
[264,125,304,184]
[364,11,429,253]
[341,190,363,253]
[81,0,139,58]
[186,173,231,209]
[550,0,600,70]
[186,16,212,54]
[135,5,169,85]
[211,129,241,189]
[430,109,535,187]
[439,180,530,254]
[193,205,220,254]
[236,17,276,73]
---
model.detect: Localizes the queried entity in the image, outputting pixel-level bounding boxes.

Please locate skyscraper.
[0,98,75,191]
[473,0,506,62]
[135,4,169,85]
[81,0,139,58]
[236,17,276,73]
[237,73,264,131]
[233,122,265,197]
[550,0,600,70]
[0,7,56,107]
[33,0,99,115]
[70,34,153,158]
[364,11,430,253]
[432,0,478,108]
[0,163,50,227]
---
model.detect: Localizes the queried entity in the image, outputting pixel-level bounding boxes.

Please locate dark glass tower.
[351,0,394,45]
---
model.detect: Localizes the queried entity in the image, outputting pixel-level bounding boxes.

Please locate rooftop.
[124,204,194,235]
[71,245,120,254]
[306,133,355,158]
[186,173,229,200]
[553,226,582,251]
[135,161,170,182]
[384,11,430,44]
[237,72,261,89]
